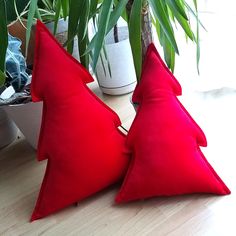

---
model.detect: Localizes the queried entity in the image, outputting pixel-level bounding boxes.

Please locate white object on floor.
[0,108,18,148]
[4,102,42,149]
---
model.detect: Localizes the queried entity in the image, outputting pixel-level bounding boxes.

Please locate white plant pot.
[0,108,18,149]
[96,39,137,95]
[4,102,43,149]
[46,18,79,60]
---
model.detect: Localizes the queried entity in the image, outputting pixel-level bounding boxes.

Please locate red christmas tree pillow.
[30,21,129,221]
[115,43,230,203]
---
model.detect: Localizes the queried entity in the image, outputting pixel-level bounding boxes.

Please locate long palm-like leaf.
[108,0,128,32]
[41,0,53,10]
[92,0,113,71]
[90,0,99,17]
[78,33,90,69]
[77,0,90,69]
[26,0,38,56]
[160,25,175,72]
[193,0,200,73]
[184,2,206,31]
[67,0,85,54]
[166,0,195,41]
[61,0,68,20]
[149,0,179,54]
[53,0,61,34]
[128,0,142,80]
[85,0,127,55]
[168,0,188,20]
[0,0,8,86]
[78,0,90,41]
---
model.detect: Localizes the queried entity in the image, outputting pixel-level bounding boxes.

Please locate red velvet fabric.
[30,21,129,221]
[116,43,230,203]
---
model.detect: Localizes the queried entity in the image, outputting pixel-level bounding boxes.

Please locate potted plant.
[7,0,72,65]
[95,18,137,95]
[90,0,201,78]
[0,0,201,148]
[60,0,201,94]
[0,0,29,148]
[0,0,61,149]
[0,0,72,149]
[1,0,201,91]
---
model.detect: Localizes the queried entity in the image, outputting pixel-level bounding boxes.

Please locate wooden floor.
[1,80,236,236]
[1,1,236,235]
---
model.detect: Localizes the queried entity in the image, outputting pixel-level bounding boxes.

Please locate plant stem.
[141,1,152,61]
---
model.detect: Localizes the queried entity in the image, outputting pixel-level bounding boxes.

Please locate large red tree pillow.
[30,21,129,221]
[116,43,230,203]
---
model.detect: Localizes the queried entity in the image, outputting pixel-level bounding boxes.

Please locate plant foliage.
[0,0,202,85]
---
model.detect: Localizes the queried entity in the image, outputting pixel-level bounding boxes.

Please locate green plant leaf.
[128,0,142,81]
[6,0,29,23]
[149,0,179,54]
[78,33,90,69]
[26,0,38,56]
[77,0,90,68]
[168,0,188,20]
[0,70,6,87]
[90,0,99,17]
[102,44,112,77]
[35,5,42,21]
[114,0,128,22]
[160,27,175,71]
[184,2,206,31]
[167,5,175,22]
[108,0,128,32]
[92,0,113,71]
[166,0,194,41]
[154,17,161,41]
[67,0,85,54]
[14,0,27,26]
[85,0,127,56]
[189,0,200,73]
[98,51,107,77]
[196,26,200,73]
[53,0,61,35]
[193,0,197,10]
[61,0,68,20]
[41,0,53,10]
[0,0,8,79]
[78,0,90,41]
[195,6,200,74]
[68,0,90,59]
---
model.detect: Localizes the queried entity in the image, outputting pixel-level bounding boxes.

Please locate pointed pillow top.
[31,20,94,103]
[132,43,182,104]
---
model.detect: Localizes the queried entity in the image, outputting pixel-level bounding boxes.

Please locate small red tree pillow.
[115,43,230,203]
[30,21,129,221]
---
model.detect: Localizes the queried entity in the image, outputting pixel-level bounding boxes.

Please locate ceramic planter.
[0,108,18,149]
[46,18,79,60]
[4,102,42,149]
[3,19,75,149]
[95,21,137,95]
